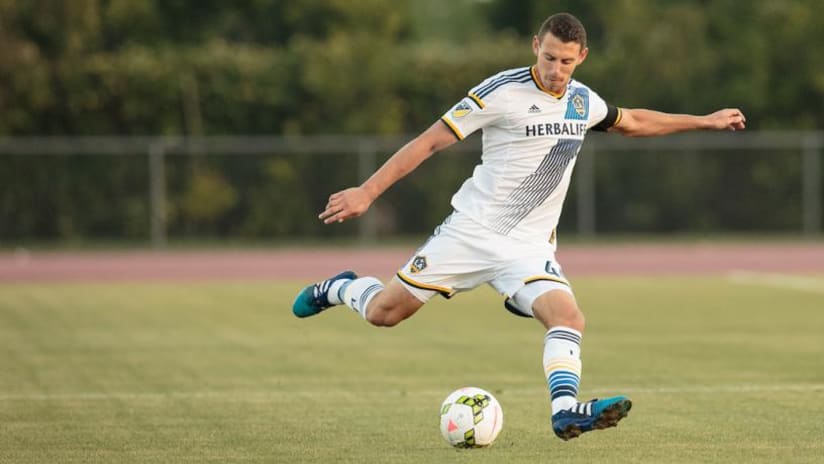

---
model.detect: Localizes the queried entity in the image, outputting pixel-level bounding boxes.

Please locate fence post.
[576,142,596,237]
[148,142,167,248]
[357,140,378,245]
[802,135,822,236]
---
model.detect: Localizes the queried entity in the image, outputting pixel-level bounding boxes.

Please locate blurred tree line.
[0,0,822,242]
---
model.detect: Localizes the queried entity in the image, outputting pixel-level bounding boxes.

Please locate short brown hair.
[537,13,587,48]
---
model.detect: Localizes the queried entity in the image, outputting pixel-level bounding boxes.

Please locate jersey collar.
[530,66,566,99]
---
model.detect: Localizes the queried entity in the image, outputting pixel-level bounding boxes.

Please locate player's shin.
[543,327,583,414]
[341,277,384,319]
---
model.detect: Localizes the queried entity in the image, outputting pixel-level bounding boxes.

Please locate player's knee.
[533,294,586,331]
[558,304,585,329]
[571,310,586,331]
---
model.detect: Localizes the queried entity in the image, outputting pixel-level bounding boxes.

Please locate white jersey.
[440,66,616,246]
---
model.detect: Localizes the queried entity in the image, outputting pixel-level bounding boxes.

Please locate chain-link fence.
[1,131,821,247]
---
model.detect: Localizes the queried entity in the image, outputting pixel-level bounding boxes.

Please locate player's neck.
[530,66,567,99]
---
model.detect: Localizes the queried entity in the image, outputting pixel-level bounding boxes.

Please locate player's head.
[532,13,589,95]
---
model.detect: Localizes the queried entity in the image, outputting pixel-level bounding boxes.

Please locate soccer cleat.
[292,270,357,318]
[551,396,632,441]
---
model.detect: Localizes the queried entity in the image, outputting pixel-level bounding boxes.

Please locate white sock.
[342,277,384,319]
[543,326,583,414]
[327,279,352,305]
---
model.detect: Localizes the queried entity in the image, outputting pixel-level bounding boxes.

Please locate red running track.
[1,243,823,282]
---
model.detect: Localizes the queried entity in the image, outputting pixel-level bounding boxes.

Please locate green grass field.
[1,276,823,463]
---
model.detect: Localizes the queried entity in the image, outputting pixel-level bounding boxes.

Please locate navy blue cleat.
[551,396,632,441]
[292,271,357,318]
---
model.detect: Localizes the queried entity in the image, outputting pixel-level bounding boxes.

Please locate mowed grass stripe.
[0,277,822,464]
[1,382,823,401]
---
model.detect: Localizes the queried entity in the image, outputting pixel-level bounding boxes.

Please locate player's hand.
[707,108,746,131]
[318,187,373,224]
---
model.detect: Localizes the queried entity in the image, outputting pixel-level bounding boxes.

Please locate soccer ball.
[439,387,503,448]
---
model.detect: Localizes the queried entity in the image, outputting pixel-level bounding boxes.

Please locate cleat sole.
[593,398,632,430]
[555,398,632,441]
[556,425,582,441]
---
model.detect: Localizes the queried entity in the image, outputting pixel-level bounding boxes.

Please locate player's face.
[532,32,588,95]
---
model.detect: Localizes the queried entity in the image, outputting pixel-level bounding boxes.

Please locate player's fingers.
[318,207,339,220]
[323,210,347,224]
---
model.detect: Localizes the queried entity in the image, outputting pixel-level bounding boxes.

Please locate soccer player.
[292,12,746,440]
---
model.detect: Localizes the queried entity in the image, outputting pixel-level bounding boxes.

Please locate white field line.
[1,384,823,402]
[727,271,824,294]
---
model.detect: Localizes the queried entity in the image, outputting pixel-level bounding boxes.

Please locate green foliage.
[179,168,237,223]
[0,0,822,241]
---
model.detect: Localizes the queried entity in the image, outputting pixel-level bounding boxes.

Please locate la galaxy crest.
[572,94,586,117]
[410,255,427,273]
[564,88,589,120]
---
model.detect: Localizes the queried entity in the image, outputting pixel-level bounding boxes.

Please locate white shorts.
[396,211,573,316]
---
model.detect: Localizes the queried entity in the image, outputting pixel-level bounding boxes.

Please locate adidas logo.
[528,104,541,113]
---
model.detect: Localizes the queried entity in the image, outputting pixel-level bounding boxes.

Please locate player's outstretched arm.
[609,108,746,137]
[319,120,459,224]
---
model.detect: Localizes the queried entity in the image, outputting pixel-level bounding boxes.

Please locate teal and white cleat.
[551,396,632,441]
[292,271,357,318]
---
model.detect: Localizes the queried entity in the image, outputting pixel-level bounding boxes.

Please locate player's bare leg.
[357,277,424,327]
[532,289,631,440]
[532,289,585,332]
[293,273,424,327]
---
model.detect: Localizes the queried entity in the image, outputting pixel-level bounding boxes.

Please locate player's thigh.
[396,214,497,301]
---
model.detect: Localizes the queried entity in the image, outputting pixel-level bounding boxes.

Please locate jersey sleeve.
[588,90,622,132]
[440,87,506,140]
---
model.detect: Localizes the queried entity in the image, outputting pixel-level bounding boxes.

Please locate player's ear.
[532,35,540,56]
[578,46,589,64]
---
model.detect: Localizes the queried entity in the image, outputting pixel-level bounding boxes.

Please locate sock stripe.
[548,372,580,387]
[358,284,382,310]
[548,370,580,398]
[545,329,581,344]
[544,361,582,375]
[547,333,580,344]
[551,388,578,400]
[336,280,352,303]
